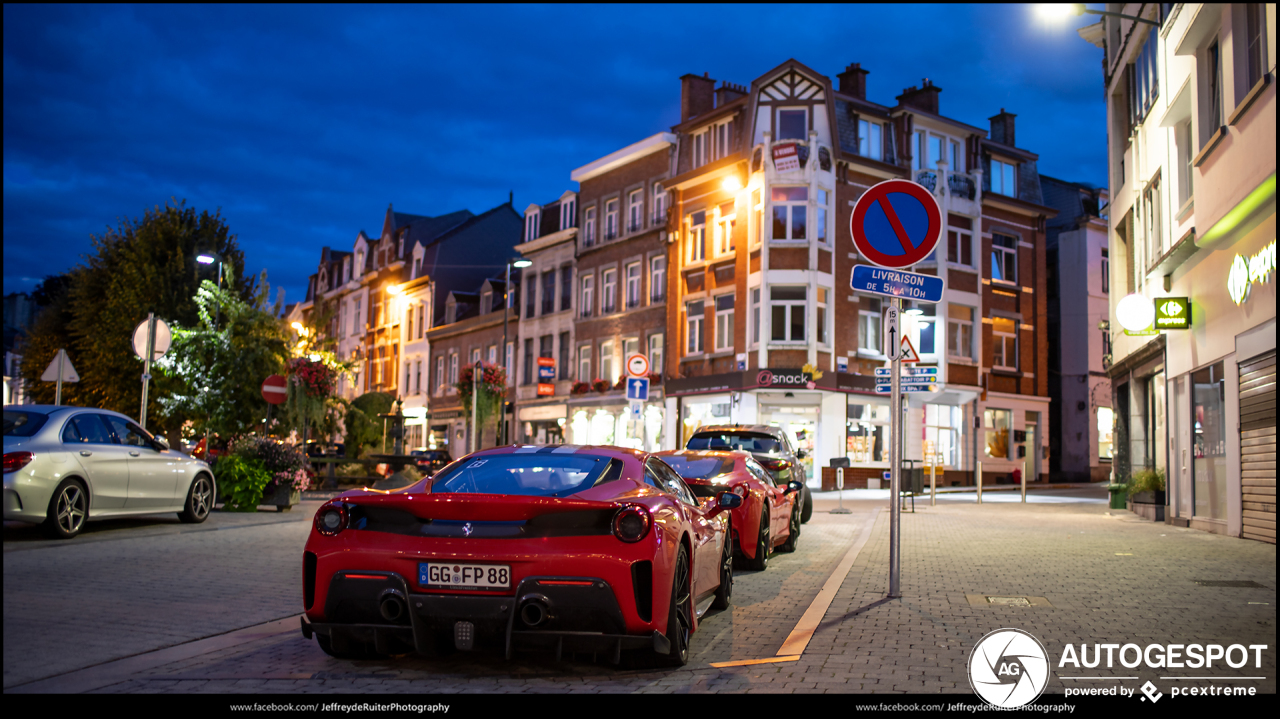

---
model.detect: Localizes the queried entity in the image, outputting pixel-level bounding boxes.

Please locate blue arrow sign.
[874,367,938,376]
[626,377,650,402]
[874,385,936,393]
[851,265,944,303]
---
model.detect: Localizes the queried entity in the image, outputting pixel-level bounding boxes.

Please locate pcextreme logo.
[968,628,1050,708]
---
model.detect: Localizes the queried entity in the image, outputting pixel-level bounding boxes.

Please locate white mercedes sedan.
[3,406,216,538]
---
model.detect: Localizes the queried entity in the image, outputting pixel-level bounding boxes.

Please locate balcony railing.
[915,170,938,193]
[627,220,643,233]
[651,212,667,227]
[948,172,976,200]
[604,230,618,241]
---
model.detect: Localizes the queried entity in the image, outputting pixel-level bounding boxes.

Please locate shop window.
[925,404,962,467]
[1097,406,1114,460]
[847,402,891,464]
[983,408,1011,459]
[1192,361,1227,520]
[770,286,806,343]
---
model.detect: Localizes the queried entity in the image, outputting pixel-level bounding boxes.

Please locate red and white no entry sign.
[626,354,649,377]
[261,374,288,405]
[849,179,942,269]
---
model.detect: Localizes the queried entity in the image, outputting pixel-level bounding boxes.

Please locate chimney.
[896,78,942,115]
[837,62,870,100]
[989,108,1017,146]
[714,81,747,108]
[680,72,716,121]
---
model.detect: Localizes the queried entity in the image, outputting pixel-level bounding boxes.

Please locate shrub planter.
[1128,490,1166,522]
[270,484,302,512]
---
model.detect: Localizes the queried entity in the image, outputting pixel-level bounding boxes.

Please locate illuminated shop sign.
[1228,240,1276,305]
[1155,297,1191,329]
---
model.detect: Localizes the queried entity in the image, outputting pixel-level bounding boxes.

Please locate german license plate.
[419,562,511,589]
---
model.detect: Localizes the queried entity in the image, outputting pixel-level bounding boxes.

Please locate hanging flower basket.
[571,381,592,395]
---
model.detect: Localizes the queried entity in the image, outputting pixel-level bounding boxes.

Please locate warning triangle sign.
[898,336,921,363]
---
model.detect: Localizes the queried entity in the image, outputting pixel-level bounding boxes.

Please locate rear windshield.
[3,410,49,438]
[660,455,735,480]
[430,453,620,497]
[687,432,781,453]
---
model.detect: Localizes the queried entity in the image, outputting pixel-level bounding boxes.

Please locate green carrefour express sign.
[1155,297,1191,330]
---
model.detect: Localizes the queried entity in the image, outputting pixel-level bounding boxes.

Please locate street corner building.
[652,60,1058,493]
[1084,3,1275,542]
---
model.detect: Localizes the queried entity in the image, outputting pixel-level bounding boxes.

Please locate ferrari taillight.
[315,502,348,536]
[759,458,791,472]
[612,504,652,543]
[3,452,34,473]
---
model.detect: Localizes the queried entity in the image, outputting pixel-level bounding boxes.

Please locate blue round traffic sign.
[849,179,942,268]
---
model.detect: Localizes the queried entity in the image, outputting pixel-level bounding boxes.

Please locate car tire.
[780,504,801,553]
[178,473,215,524]
[663,546,692,667]
[42,478,89,539]
[800,484,813,523]
[746,508,769,571]
[711,525,733,610]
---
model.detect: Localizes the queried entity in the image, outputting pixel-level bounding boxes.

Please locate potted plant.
[1126,467,1166,521]
[226,434,310,511]
[592,378,608,393]
[571,381,592,395]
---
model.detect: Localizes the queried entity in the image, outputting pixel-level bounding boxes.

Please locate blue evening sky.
[3,4,1106,306]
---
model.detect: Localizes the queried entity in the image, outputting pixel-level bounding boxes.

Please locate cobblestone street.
[5,487,1273,697]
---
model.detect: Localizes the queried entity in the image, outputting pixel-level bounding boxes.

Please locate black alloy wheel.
[746,508,770,571]
[43,478,88,539]
[711,524,733,610]
[780,503,801,552]
[664,546,692,666]
[800,484,814,523]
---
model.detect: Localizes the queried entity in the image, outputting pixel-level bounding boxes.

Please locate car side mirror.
[795,449,807,459]
[784,480,803,495]
[153,436,170,451]
[707,491,743,519]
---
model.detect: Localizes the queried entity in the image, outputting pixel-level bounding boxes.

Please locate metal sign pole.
[1021,459,1028,503]
[471,361,480,453]
[55,350,64,406]
[889,296,901,599]
[977,462,984,504]
[930,457,936,506]
[140,313,156,430]
[833,467,851,514]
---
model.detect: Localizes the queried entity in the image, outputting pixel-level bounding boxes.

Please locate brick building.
[513,192,578,444]
[565,133,674,450]
[656,59,1057,489]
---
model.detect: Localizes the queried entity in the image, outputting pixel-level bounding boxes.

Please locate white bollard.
[977,462,983,504]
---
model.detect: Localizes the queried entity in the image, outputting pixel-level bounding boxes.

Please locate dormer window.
[481,290,492,314]
[525,211,540,242]
[343,258,351,283]
[412,257,422,279]
[990,159,1017,197]
[560,197,576,230]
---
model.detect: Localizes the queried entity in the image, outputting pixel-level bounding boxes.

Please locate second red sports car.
[300,445,742,666]
[653,449,803,572]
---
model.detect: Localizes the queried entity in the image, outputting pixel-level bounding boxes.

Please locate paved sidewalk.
[75,488,1277,694]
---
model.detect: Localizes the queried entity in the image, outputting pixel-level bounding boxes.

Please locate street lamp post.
[196,253,225,460]
[502,258,532,445]
[1039,3,1160,26]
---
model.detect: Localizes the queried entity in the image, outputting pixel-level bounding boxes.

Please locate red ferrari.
[654,450,803,572]
[300,445,742,666]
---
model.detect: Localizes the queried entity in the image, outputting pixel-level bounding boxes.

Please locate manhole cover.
[987,596,1032,606]
[1194,580,1267,588]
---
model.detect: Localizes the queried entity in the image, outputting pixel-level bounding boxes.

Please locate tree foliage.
[20,200,252,435]
[344,392,394,458]
[155,265,290,437]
